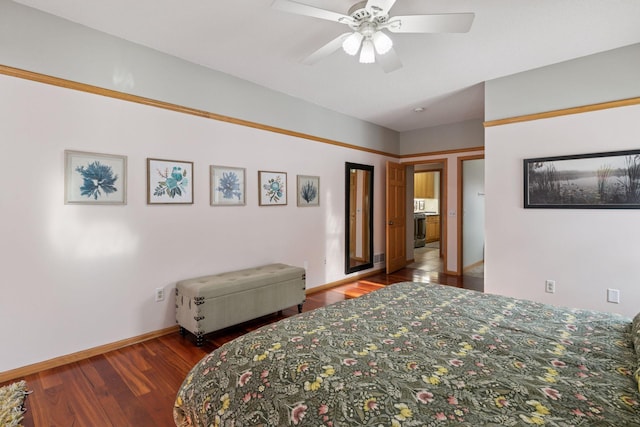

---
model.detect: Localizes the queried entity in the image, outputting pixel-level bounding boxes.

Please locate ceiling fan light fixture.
[359,39,375,64]
[342,32,364,56]
[372,31,393,55]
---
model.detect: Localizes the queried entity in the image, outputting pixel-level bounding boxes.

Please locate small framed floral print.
[147,158,194,204]
[210,165,246,206]
[297,175,320,207]
[259,171,287,206]
[65,150,127,205]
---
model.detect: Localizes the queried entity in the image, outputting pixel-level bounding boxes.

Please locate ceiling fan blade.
[365,0,397,16]
[376,47,402,73]
[387,13,475,33]
[272,0,352,24]
[302,32,352,65]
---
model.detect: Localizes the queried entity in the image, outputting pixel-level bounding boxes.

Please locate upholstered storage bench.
[175,263,306,346]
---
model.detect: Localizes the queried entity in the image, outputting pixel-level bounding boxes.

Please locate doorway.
[410,163,445,273]
[459,156,485,288]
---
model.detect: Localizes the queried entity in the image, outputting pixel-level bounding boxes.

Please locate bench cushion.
[176,263,304,300]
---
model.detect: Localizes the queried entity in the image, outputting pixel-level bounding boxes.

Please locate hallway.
[409,242,484,280]
[408,243,444,273]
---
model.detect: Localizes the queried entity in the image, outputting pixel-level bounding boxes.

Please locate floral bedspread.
[174,282,640,426]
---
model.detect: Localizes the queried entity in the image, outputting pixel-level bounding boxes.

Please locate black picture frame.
[524,149,640,209]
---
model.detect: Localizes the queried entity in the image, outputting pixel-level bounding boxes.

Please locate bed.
[173,282,640,426]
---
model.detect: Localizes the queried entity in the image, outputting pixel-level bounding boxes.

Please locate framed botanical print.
[259,171,287,206]
[297,175,320,207]
[210,165,246,206]
[64,150,127,205]
[147,158,194,204]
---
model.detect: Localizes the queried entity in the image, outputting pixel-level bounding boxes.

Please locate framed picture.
[524,149,640,209]
[64,150,127,205]
[210,165,246,206]
[147,158,194,204]
[259,171,287,206]
[297,175,320,207]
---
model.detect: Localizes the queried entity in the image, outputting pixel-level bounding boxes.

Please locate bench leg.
[179,326,187,336]
[298,303,303,313]
[196,333,205,347]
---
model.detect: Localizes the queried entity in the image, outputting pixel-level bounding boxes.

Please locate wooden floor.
[6,267,482,427]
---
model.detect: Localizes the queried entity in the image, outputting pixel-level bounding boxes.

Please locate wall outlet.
[607,288,620,304]
[545,280,556,293]
[155,287,165,302]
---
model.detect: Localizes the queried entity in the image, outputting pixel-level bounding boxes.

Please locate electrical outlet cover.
[607,288,620,304]
[545,280,555,293]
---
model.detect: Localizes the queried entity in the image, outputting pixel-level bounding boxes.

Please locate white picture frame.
[64,150,127,205]
[210,165,246,206]
[297,175,320,207]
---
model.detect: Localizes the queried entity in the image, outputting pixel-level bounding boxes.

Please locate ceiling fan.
[272,0,474,73]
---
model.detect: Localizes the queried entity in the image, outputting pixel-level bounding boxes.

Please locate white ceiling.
[13,0,640,132]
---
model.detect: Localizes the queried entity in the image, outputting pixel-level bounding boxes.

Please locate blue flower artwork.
[217,171,242,200]
[259,171,287,205]
[65,151,126,205]
[263,175,284,202]
[211,166,245,205]
[154,166,189,198]
[147,159,193,204]
[75,161,118,200]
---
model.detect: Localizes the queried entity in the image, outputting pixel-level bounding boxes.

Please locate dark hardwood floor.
[6,267,482,427]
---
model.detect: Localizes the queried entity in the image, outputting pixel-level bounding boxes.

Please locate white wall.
[0,74,390,373]
[399,119,484,154]
[485,43,640,121]
[485,103,640,318]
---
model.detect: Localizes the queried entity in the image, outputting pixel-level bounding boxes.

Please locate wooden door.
[386,161,406,273]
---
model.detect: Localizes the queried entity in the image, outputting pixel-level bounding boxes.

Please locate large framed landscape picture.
[524,149,640,209]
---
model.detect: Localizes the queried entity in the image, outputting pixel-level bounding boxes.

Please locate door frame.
[457,154,485,275]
